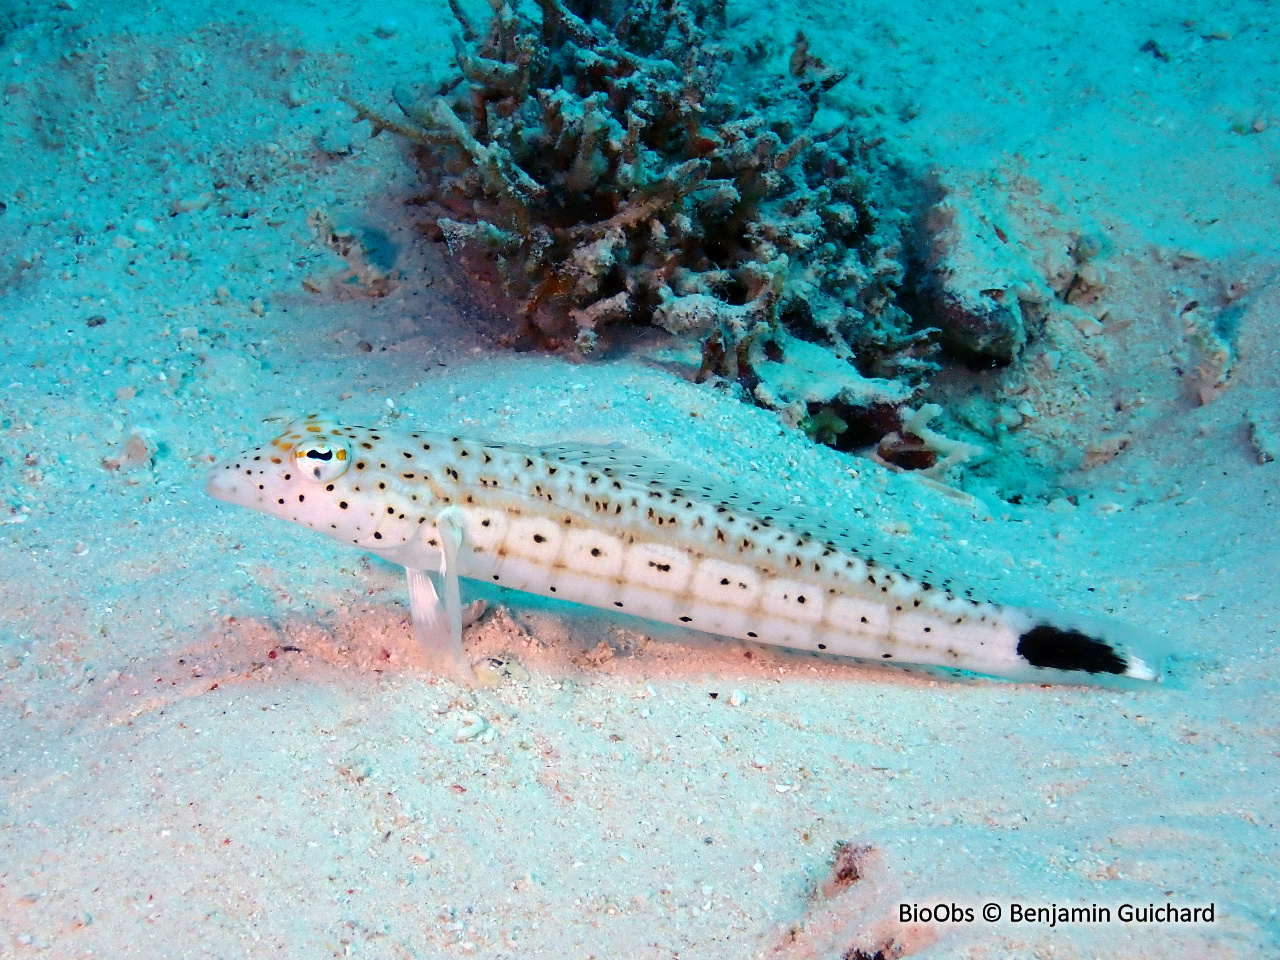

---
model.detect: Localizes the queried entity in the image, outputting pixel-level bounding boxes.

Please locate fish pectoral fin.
[406,563,474,688]
[436,506,466,643]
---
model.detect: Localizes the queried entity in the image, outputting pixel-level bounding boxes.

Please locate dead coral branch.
[347,0,928,443]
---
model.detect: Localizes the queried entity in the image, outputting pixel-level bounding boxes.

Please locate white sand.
[1,1,1276,957]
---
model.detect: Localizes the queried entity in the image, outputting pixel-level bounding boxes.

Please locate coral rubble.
[346,0,936,447]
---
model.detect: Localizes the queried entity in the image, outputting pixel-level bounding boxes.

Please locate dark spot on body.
[1017,624,1128,675]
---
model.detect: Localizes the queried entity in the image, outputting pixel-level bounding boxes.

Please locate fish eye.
[293,440,350,482]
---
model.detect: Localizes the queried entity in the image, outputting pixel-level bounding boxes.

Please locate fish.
[205,414,1163,686]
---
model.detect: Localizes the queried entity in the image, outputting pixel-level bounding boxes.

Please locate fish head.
[206,414,393,551]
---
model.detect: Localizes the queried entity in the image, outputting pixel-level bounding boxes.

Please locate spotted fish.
[205,414,1162,685]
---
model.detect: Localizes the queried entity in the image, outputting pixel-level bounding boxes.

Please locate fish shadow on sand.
[84,591,951,729]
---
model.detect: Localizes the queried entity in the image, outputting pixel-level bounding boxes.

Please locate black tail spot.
[1017,624,1127,675]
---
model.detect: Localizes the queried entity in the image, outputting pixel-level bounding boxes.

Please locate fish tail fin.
[1009,608,1171,684]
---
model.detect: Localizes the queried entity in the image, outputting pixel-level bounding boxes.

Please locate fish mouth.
[205,459,250,504]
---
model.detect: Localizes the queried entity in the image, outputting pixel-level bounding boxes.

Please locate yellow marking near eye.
[292,438,352,482]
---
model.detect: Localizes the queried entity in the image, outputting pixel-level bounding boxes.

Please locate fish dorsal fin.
[524,441,789,512]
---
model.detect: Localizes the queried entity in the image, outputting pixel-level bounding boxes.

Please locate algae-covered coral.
[345,0,938,448]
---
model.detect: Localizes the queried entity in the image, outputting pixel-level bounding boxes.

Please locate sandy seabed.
[1,0,1277,957]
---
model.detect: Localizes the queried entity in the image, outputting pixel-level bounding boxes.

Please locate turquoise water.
[0,1,1276,956]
